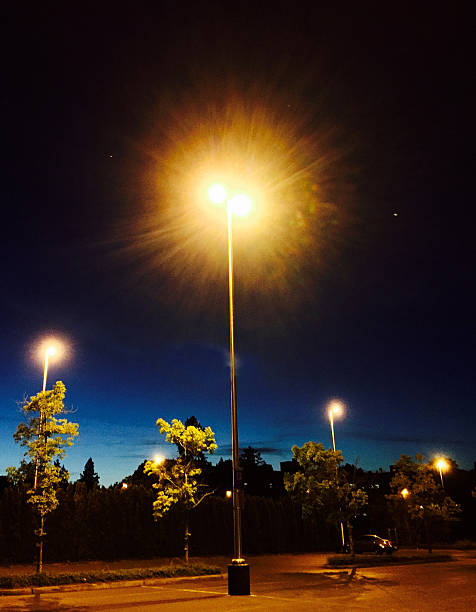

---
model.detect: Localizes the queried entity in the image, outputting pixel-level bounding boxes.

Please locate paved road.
[1,551,475,611]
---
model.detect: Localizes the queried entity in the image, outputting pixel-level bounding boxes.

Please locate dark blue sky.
[2,3,474,485]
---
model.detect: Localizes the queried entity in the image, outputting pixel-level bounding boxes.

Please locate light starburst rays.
[112,91,351,326]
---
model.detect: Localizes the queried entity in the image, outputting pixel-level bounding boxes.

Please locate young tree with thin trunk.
[8,381,78,572]
[144,418,217,562]
[386,454,460,552]
[284,441,368,554]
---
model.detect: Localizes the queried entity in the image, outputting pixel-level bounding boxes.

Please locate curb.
[325,555,453,569]
[0,572,224,597]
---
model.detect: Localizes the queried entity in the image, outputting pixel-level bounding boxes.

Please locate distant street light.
[34,341,61,489]
[434,458,450,488]
[328,401,343,454]
[42,346,57,392]
[327,400,345,551]
[400,488,410,499]
[208,182,251,595]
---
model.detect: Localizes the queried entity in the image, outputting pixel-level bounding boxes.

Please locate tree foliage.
[144,417,217,561]
[240,446,266,467]
[387,454,460,552]
[8,381,78,571]
[79,457,100,490]
[284,442,368,550]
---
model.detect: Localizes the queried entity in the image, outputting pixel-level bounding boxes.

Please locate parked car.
[352,534,396,554]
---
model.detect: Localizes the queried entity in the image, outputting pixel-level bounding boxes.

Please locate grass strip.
[327,553,453,568]
[0,563,220,589]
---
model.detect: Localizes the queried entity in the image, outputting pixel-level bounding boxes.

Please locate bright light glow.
[435,458,449,472]
[328,400,344,419]
[225,490,232,498]
[228,194,252,217]
[208,183,227,204]
[207,184,252,216]
[122,482,128,489]
[36,338,65,364]
[154,455,164,465]
[400,488,410,499]
[131,90,344,315]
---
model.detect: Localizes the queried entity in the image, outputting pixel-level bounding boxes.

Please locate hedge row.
[0,483,337,564]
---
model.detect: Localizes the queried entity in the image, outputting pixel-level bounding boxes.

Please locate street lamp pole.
[329,409,337,454]
[328,403,345,551]
[42,346,56,392]
[438,464,444,488]
[34,346,57,490]
[436,460,446,488]
[207,184,250,595]
[227,203,244,563]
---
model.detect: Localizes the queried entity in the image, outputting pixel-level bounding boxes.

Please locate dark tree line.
[1,452,475,565]
[0,482,333,564]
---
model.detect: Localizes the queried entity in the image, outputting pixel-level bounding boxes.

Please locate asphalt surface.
[1,551,475,611]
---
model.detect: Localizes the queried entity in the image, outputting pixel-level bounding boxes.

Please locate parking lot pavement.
[1,552,475,611]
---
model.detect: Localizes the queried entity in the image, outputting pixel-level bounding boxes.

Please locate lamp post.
[327,401,345,551]
[435,458,449,488]
[208,183,251,595]
[33,345,58,490]
[328,402,342,455]
[42,346,57,392]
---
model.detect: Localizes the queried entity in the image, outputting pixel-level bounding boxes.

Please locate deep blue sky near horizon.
[2,3,474,486]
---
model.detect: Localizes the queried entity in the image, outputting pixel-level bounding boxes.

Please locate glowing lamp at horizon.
[153,455,164,465]
[400,488,410,499]
[434,457,450,487]
[435,458,449,472]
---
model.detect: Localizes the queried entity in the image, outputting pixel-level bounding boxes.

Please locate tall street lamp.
[208,183,251,596]
[328,401,343,455]
[434,458,449,488]
[34,344,59,490]
[42,346,57,392]
[327,400,345,551]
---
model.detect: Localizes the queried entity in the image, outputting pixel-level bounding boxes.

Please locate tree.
[8,381,79,572]
[53,459,70,489]
[239,446,277,496]
[144,417,217,562]
[387,454,460,552]
[240,446,266,467]
[6,459,36,486]
[123,460,156,488]
[79,458,100,490]
[177,416,211,469]
[284,442,368,553]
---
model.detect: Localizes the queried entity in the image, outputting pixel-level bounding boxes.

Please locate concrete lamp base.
[228,561,250,596]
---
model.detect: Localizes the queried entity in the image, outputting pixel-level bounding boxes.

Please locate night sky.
[2,3,474,486]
